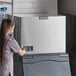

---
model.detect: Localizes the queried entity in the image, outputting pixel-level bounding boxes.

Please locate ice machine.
[21,16,71,76]
[21,16,66,54]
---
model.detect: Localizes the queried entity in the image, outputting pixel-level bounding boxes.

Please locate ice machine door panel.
[23,54,71,76]
[21,16,66,54]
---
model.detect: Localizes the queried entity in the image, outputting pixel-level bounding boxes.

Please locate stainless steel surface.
[22,53,71,76]
[21,16,66,54]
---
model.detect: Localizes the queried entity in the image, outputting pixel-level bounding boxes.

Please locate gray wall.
[58,0,76,15]
[13,0,57,17]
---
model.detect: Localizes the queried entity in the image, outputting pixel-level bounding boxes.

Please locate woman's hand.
[22,49,26,55]
[18,49,26,56]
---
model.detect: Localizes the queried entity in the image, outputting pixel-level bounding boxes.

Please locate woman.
[0,19,26,76]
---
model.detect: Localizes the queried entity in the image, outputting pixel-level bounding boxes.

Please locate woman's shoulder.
[5,35,15,41]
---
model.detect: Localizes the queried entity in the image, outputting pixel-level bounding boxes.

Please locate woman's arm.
[9,38,26,56]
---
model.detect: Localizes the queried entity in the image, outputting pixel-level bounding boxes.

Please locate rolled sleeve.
[9,39,21,53]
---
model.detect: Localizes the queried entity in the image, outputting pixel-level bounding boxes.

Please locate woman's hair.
[0,18,15,63]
